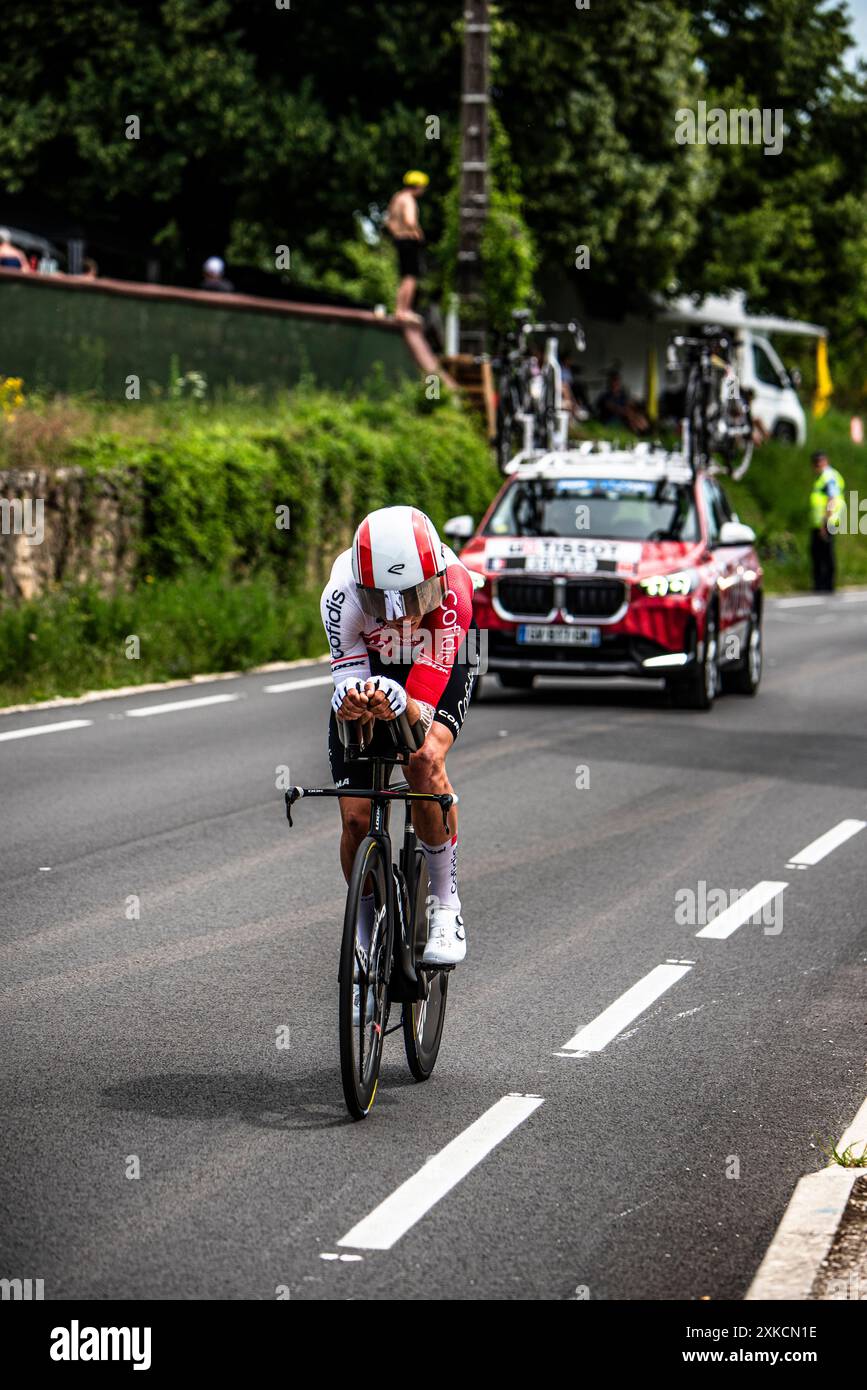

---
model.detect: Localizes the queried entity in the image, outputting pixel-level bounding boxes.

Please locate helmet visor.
[357,574,447,622]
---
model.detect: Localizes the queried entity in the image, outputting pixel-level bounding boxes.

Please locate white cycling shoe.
[422,908,467,966]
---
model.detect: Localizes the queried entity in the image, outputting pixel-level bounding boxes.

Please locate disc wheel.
[402,851,449,1081]
[339,837,391,1119]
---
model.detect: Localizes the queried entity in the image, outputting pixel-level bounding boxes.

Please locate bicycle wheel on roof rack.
[537,362,558,451]
[720,395,755,480]
[496,386,524,471]
[682,367,708,476]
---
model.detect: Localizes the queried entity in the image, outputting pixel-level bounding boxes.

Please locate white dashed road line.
[124,694,240,718]
[694,879,788,940]
[555,961,693,1058]
[0,718,93,743]
[264,676,334,694]
[335,1093,544,1251]
[786,819,865,869]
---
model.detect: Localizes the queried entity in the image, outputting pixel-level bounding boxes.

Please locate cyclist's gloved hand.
[367,676,407,716]
[331,678,368,716]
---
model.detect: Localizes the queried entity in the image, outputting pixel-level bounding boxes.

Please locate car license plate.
[517,625,601,647]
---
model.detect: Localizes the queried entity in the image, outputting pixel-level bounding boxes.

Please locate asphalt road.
[1,592,865,1301]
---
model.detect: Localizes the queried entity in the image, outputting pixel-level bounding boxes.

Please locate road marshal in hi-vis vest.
[810,462,844,529]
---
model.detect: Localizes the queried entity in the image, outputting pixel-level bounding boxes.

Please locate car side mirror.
[444,514,474,542]
[717,520,756,546]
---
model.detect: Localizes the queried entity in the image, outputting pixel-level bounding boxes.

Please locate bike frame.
[285,750,457,1003]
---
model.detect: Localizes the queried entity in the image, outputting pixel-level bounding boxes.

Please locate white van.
[734,329,806,444]
[575,293,818,448]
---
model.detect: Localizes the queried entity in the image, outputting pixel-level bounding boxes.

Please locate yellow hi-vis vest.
[810,466,845,528]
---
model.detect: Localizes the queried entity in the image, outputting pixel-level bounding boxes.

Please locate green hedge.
[0,383,499,704]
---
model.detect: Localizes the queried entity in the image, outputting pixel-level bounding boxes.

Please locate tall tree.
[678,0,867,384]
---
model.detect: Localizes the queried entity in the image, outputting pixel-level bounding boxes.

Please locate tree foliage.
[2,0,866,376]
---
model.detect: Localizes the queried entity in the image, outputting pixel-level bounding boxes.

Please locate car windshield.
[484,477,700,542]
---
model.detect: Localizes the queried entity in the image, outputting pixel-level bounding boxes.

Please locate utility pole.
[457,0,490,356]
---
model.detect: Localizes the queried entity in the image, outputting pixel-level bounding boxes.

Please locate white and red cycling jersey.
[320,546,475,707]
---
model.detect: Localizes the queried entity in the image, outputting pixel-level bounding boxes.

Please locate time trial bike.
[285,710,456,1120]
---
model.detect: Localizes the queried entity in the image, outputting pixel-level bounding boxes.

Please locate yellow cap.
[403,170,430,188]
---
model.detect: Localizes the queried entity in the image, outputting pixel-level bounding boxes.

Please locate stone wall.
[0,468,141,602]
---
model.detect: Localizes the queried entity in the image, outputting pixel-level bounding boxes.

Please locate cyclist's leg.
[329,712,387,961]
[328,710,380,881]
[405,636,477,917]
[406,720,457,845]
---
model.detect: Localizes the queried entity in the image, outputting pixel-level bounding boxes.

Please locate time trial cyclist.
[320,505,478,965]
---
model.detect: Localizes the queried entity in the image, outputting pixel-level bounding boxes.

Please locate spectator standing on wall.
[0,228,29,271]
[200,256,235,293]
[384,171,428,323]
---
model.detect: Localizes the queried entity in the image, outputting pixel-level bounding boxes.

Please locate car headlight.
[639,569,699,597]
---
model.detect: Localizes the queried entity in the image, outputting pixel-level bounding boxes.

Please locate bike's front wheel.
[402,850,449,1081]
[339,836,391,1119]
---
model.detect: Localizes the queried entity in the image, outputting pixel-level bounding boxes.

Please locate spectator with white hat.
[200,255,234,293]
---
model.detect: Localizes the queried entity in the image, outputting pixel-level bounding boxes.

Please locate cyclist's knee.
[407,740,447,788]
[340,799,369,842]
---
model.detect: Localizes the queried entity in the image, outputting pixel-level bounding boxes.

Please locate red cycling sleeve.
[406,564,474,707]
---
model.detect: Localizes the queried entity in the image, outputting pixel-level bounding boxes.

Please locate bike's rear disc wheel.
[403,851,449,1080]
[339,838,391,1119]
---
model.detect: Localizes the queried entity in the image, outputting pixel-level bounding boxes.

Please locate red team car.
[446,445,763,710]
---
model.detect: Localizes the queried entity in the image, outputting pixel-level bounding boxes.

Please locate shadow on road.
[100,1069,412,1131]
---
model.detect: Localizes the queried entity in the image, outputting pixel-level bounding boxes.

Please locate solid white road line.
[336,1093,544,1251]
[695,880,788,940]
[264,676,334,694]
[786,819,865,868]
[555,963,692,1057]
[125,694,239,718]
[0,718,93,743]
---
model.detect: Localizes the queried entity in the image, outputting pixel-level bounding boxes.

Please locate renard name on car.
[445,443,763,711]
